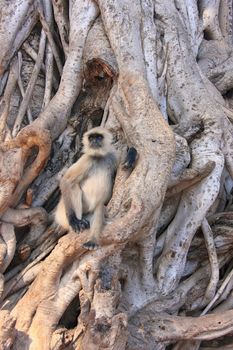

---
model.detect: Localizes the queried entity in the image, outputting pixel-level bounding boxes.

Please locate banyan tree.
[0,0,233,349]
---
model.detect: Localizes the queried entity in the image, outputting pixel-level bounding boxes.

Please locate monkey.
[55,126,138,250]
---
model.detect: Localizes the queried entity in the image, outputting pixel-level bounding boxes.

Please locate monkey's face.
[88,133,104,149]
[83,127,114,156]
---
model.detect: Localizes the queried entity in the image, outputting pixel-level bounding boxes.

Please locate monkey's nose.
[91,140,101,148]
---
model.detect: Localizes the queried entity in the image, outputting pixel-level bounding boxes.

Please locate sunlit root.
[0,310,16,348]
[0,125,51,212]
[166,161,216,199]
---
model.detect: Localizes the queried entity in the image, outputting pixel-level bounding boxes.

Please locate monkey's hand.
[83,240,99,250]
[69,212,90,233]
[122,147,138,170]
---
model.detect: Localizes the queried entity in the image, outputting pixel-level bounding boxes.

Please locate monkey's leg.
[61,181,89,233]
[70,185,90,232]
[83,204,104,250]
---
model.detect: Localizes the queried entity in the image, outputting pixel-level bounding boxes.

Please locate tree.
[0,0,233,349]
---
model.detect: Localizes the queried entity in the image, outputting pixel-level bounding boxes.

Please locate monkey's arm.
[60,156,90,232]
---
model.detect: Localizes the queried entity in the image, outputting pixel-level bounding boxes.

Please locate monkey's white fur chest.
[81,168,112,213]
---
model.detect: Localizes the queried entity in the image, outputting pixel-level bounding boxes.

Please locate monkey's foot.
[80,218,90,229]
[83,240,99,250]
[69,212,90,232]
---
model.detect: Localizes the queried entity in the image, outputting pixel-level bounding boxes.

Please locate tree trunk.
[0,0,233,349]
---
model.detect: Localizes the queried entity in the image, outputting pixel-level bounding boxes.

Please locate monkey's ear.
[122,147,138,170]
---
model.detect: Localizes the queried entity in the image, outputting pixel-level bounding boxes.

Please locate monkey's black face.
[88,133,104,149]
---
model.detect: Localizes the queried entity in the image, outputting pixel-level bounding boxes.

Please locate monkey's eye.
[96,135,103,141]
[89,133,103,142]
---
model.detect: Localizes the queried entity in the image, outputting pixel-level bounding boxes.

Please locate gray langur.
[55,126,137,249]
